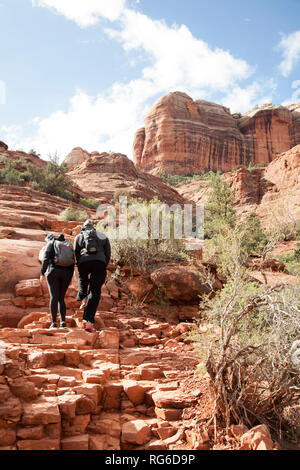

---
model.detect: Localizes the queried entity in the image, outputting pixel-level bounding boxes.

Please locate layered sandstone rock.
[0,144,47,169]
[134,92,300,175]
[65,151,188,207]
[177,145,300,225]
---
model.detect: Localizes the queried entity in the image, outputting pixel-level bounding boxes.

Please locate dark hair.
[56,233,65,241]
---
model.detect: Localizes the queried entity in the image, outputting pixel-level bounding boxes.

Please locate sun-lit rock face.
[65,151,188,206]
[133,92,300,175]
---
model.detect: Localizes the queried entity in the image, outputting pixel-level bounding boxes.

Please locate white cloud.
[5,3,276,160]
[1,80,156,159]
[277,30,300,77]
[31,0,126,27]
[221,79,277,113]
[107,9,253,95]
[282,79,300,106]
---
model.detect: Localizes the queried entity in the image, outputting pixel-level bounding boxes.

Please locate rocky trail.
[0,276,212,451]
[0,275,284,451]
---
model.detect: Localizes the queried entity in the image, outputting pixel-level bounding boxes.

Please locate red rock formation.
[177,144,300,225]
[134,92,300,175]
[65,151,188,207]
[64,147,90,170]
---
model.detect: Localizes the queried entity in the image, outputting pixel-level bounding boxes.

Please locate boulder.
[98,329,119,350]
[17,438,60,450]
[15,279,42,297]
[150,264,221,303]
[152,390,198,409]
[121,420,151,445]
[61,434,89,451]
[0,428,16,446]
[21,399,60,426]
[240,424,274,450]
[0,240,42,293]
[17,425,44,440]
[123,381,145,405]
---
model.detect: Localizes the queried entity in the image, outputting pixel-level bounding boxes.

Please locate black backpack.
[53,240,74,267]
[82,228,99,254]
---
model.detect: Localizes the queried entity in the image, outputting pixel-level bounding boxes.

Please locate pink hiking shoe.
[85,322,95,333]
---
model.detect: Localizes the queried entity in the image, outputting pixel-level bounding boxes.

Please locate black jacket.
[40,239,75,276]
[74,230,111,267]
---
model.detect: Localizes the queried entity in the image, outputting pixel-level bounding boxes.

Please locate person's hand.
[40,275,44,282]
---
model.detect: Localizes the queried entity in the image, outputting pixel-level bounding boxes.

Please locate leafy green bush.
[231,165,243,171]
[205,172,236,239]
[28,148,40,156]
[241,213,268,255]
[158,170,217,187]
[0,161,23,185]
[79,197,99,209]
[0,154,7,164]
[278,220,300,275]
[23,153,72,199]
[248,161,266,171]
[59,206,88,222]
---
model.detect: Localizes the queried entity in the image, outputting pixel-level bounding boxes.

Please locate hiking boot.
[60,322,67,329]
[79,298,87,310]
[49,323,57,329]
[85,322,95,333]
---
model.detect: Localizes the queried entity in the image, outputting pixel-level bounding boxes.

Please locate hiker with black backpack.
[40,233,75,329]
[74,220,111,332]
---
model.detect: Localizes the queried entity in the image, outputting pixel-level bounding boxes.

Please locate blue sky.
[0,0,300,160]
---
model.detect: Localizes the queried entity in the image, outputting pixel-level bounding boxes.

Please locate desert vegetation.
[0,153,74,199]
[59,206,88,222]
[158,170,221,187]
[107,196,189,273]
[189,172,300,444]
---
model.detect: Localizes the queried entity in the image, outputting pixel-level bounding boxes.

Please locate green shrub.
[23,153,73,199]
[240,213,268,255]
[0,161,23,185]
[158,170,216,187]
[0,154,7,164]
[59,206,88,222]
[231,165,243,171]
[110,238,188,273]
[278,220,300,275]
[205,172,236,239]
[107,196,189,272]
[248,161,266,171]
[113,189,130,201]
[79,197,99,209]
[28,148,40,156]
[190,223,300,440]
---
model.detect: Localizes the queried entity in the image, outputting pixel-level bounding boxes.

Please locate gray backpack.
[53,240,74,267]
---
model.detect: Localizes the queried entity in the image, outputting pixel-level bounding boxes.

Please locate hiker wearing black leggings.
[40,234,74,329]
[74,220,111,332]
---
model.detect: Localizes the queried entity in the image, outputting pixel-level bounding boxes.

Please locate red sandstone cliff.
[177,144,300,225]
[65,150,188,207]
[133,92,300,175]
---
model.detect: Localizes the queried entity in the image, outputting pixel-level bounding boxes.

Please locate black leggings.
[46,268,73,323]
[77,261,107,324]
